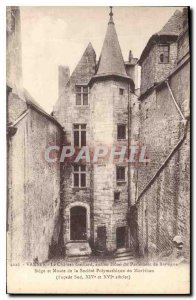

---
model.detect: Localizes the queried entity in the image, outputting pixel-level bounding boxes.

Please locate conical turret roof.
[96,8,127,77]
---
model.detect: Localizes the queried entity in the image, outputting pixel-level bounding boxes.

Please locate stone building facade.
[7,7,63,263]
[7,6,190,262]
[53,10,137,253]
[53,8,190,258]
[133,8,190,259]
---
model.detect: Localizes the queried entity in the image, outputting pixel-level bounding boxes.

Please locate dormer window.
[159,44,169,63]
[75,85,89,105]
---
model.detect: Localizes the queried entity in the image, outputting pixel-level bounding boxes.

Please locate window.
[159,45,169,63]
[116,166,125,182]
[73,124,86,147]
[114,191,120,201]
[75,86,89,105]
[119,88,124,95]
[145,108,149,119]
[73,165,86,187]
[117,124,126,140]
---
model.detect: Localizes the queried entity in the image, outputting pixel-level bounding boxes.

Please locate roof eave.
[89,73,135,90]
[138,33,179,66]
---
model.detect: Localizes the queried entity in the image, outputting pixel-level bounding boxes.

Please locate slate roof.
[139,10,183,65]
[69,42,96,85]
[96,14,127,78]
[23,89,62,128]
[158,10,183,36]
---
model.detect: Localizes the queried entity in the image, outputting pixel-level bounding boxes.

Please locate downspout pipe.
[166,79,186,121]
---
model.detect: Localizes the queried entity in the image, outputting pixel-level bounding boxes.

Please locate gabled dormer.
[138,10,183,96]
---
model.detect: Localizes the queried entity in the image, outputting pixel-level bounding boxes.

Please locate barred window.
[73,165,86,187]
[75,86,89,105]
[159,44,169,63]
[73,124,86,147]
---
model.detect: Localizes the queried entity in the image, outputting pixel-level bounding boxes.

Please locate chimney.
[58,65,70,98]
[129,50,133,62]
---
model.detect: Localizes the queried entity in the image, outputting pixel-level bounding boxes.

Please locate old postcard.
[6,6,190,294]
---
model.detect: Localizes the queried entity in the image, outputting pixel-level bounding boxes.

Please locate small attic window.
[159,44,169,63]
[119,88,124,95]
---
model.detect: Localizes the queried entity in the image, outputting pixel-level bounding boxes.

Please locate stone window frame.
[72,164,87,188]
[75,85,89,106]
[73,124,86,148]
[117,124,126,140]
[158,44,170,64]
[116,166,126,183]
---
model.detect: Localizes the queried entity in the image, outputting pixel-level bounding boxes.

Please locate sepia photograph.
[6,5,190,294]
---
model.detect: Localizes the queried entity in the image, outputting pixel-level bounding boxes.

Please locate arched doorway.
[70,206,87,241]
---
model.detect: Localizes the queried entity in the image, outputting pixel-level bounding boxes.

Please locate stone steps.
[65,242,92,257]
[67,255,89,259]
[115,247,128,254]
[114,248,135,262]
[115,255,134,262]
[115,251,134,258]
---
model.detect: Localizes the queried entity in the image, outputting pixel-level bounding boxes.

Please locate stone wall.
[91,79,130,251]
[7,93,62,263]
[140,45,157,95]
[54,47,132,251]
[177,27,189,64]
[7,94,27,262]
[135,60,190,259]
[129,95,140,207]
[53,43,96,130]
[140,42,178,95]
[53,43,96,247]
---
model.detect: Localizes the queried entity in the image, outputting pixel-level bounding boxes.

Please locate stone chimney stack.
[129,50,133,62]
[58,65,70,98]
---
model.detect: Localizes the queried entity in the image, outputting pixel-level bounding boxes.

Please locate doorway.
[97,226,107,251]
[116,226,126,249]
[70,206,87,240]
